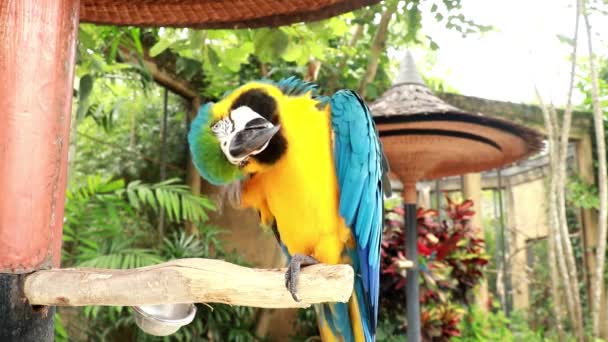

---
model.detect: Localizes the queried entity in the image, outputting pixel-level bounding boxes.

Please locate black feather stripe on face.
[230,88,287,165]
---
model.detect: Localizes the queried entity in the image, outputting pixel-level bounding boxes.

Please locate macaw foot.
[285,254,319,302]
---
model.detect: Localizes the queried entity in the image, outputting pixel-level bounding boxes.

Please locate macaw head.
[187,82,287,185]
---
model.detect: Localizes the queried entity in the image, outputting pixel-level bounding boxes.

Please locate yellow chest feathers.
[240,94,351,264]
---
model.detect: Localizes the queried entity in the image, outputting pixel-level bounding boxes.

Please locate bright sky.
[394,0,608,106]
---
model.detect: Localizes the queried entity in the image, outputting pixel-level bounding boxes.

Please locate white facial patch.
[230,106,266,130]
[212,106,269,165]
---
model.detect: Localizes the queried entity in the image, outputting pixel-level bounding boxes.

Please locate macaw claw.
[285,254,319,302]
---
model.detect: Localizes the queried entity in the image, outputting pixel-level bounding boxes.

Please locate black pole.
[160,87,169,181]
[405,202,420,342]
[0,274,54,341]
[158,87,169,238]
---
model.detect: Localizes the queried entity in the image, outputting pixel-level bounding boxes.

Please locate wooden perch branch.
[24,258,354,309]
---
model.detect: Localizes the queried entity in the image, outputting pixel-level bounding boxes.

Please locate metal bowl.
[132,304,197,336]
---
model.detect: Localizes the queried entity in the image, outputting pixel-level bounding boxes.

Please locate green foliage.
[55,312,69,342]
[576,56,608,184]
[577,56,608,116]
[59,174,260,341]
[376,318,407,342]
[63,175,214,268]
[63,176,157,269]
[524,239,562,336]
[161,231,210,259]
[75,25,153,128]
[394,0,492,47]
[455,306,554,342]
[146,18,358,99]
[379,194,488,341]
[143,2,487,100]
[568,174,601,209]
[123,178,216,224]
[73,83,188,183]
[289,307,320,342]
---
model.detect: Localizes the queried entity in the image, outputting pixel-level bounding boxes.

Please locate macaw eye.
[211,121,222,132]
[211,118,233,137]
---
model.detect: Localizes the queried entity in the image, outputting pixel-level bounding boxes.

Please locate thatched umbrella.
[371,52,541,342]
[79,0,379,28]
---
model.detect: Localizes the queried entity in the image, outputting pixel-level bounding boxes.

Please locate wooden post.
[0,0,79,339]
[462,173,490,310]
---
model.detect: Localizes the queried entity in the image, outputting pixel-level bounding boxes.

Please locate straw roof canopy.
[80,0,379,28]
[371,52,542,195]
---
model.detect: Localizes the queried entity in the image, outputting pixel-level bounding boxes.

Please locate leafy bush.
[380,193,489,341]
[59,175,259,342]
[454,305,549,342]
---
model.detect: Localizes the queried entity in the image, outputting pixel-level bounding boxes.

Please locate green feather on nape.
[188,103,243,185]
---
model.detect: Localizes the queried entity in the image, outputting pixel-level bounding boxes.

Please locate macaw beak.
[228,117,280,160]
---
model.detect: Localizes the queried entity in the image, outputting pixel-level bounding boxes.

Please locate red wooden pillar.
[0,0,79,339]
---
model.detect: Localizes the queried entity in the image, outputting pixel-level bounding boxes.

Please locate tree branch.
[535,89,567,341]
[357,0,397,98]
[141,58,198,100]
[118,42,198,101]
[24,259,354,309]
[583,0,608,336]
[555,1,585,339]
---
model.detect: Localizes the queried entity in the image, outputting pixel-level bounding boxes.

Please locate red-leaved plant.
[380,193,489,341]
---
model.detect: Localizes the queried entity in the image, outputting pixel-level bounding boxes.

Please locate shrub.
[380,193,488,341]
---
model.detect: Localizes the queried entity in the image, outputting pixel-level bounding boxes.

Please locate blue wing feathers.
[337,140,350,183]
[339,164,366,227]
[355,174,375,249]
[330,89,384,342]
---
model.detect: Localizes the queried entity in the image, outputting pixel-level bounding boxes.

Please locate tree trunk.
[304,59,322,82]
[537,91,568,340]
[549,104,579,329]
[555,1,585,339]
[548,231,567,341]
[260,63,269,78]
[357,0,397,98]
[583,0,608,336]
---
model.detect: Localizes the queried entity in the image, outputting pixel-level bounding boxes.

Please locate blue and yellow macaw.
[188,77,387,341]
